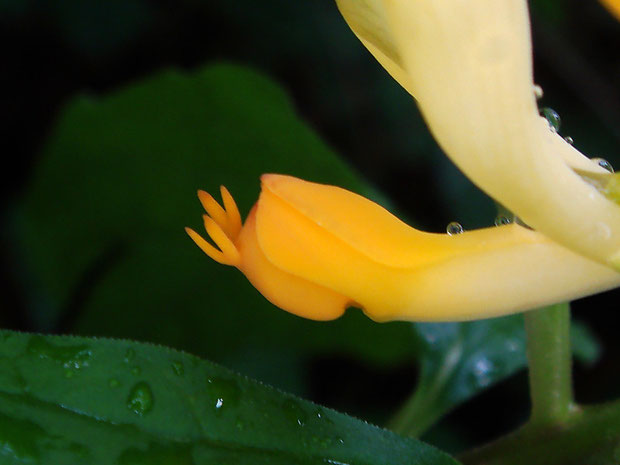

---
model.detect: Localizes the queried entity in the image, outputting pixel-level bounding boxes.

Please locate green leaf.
[14,64,415,393]
[390,314,600,436]
[0,330,460,465]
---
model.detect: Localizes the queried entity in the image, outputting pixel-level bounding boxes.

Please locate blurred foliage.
[0,0,153,55]
[13,64,419,396]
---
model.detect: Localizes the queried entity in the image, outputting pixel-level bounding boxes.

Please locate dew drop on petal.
[541,107,561,133]
[446,222,464,236]
[592,158,614,173]
[533,84,543,100]
[494,215,512,226]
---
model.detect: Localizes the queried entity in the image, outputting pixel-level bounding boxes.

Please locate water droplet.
[533,84,543,99]
[325,460,350,465]
[564,136,574,145]
[314,408,334,425]
[282,399,308,427]
[596,221,612,240]
[446,222,463,236]
[131,366,141,376]
[541,107,561,133]
[124,348,136,363]
[0,415,47,462]
[207,377,241,416]
[127,382,154,416]
[592,157,614,173]
[494,215,512,226]
[172,361,184,376]
[109,378,120,388]
[472,357,494,387]
[504,339,521,352]
[26,336,92,371]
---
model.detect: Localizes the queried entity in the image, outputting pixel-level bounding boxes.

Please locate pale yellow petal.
[335,0,415,96]
[601,0,620,21]
[380,0,620,268]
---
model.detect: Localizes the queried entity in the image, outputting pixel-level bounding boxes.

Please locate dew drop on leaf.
[282,399,308,427]
[171,361,184,376]
[124,348,136,363]
[127,382,154,416]
[471,357,494,388]
[494,215,512,226]
[207,377,241,416]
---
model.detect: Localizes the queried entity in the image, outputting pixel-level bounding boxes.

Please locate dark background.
[1,0,620,453]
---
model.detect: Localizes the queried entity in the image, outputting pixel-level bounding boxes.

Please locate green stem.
[460,400,620,465]
[524,302,575,425]
[387,384,440,437]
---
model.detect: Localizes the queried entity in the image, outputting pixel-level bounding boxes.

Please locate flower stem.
[460,399,620,465]
[524,302,575,425]
[387,382,442,437]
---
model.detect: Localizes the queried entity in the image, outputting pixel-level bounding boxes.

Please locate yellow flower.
[336,0,620,269]
[186,175,620,322]
[187,1,620,322]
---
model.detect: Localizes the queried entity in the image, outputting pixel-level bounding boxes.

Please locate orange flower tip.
[197,188,232,235]
[219,185,243,238]
[186,225,239,266]
[202,214,242,266]
[260,173,284,186]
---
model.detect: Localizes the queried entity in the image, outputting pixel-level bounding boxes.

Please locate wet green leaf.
[14,64,415,393]
[0,330,460,465]
[391,314,600,436]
